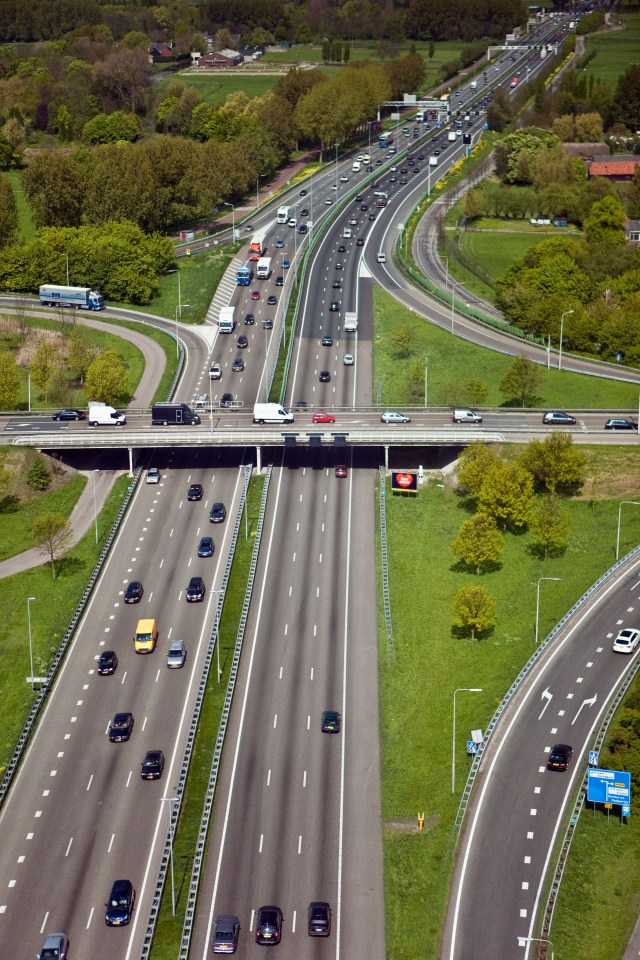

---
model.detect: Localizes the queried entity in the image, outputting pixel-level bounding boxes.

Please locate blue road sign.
[467,741,478,755]
[587,768,631,816]
[589,751,599,767]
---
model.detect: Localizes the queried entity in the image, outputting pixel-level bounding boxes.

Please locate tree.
[464,378,489,406]
[520,432,586,494]
[584,195,626,247]
[0,173,18,247]
[529,495,571,559]
[0,350,21,409]
[451,513,504,574]
[22,152,86,228]
[611,63,640,132]
[478,462,535,530]
[451,585,497,641]
[26,455,50,491]
[32,512,73,578]
[391,325,412,357]
[84,351,127,403]
[500,356,545,407]
[31,340,59,400]
[48,365,72,407]
[67,325,98,383]
[456,442,502,497]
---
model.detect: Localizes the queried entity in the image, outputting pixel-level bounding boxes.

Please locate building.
[198,49,244,68]
[624,220,640,245]
[587,158,640,181]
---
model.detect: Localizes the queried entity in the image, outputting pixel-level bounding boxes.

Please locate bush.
[26,455,50,490]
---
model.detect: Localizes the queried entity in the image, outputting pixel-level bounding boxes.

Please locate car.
[109,712,134,743]
[338,244,346,253]
[255,905,283,944]
[146,466,160,484]
[298,224,307,234]
[262,318,273,329]
[360,203,368,211]
[300,208,309,217]
[123,580,144,604]
[321,710,341,733]
[547,743,573,771]
[244,224,254,232]
[322,335,333,346]
[237,335,248,348]
[244,313,255,325]
[389,175,397,183]
[319,370,331,382]
[312,411,336,424]
[288,217,297,226]
[187,483,203,501]
[331,183,338,190]
[38,932,69,960]
[381,411,411,423]
[612,627,640,654]
[335,464,347,478]
[275,238,284,248]
[349,217,358,226]
[209,362,222,379]
[186,576,205,602]
[295,399,308,410]
[335,262,343,270]
[355,195,364,201]
[275,275,284,286]
[232,357,245,372]
[356,237,365,246]
[141,749,165,780]
[97,650,118,676]
[418,153,425,160]
[308,902,331,937]
[340,174,349,182]
[324,198,333,205]
[329,301,340,312]
[375,158,383,165]
[197,535,214,557]
[453,409,482,424]
[212,914,241,954]
[283,259,290,269]
[332,280,342,289]
[250,290,260,301]
[542,411,576,425]
[167,639,186,668]
[434,148,441,155]
[105,879,135,926]
[605,418,636,430]
[51,408,85,421]
[400,178,408,185]
[368,213,376,221]
[220,393,233,408]
[299,188,307,196]
[210,501,226,523]
[267,295,277,305]
[343,353,354,366]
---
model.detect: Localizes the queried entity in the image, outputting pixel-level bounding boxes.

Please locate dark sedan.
[197,536,214,557]
[105,879,135,926]
[186,576,206,602]
[123,580,143,604]
[109,712,134,743]
[321,710,341,733]
[187,483,203,501]
[308,901,331,937]
[51,408,85,421]
[140,750,165,780]
[604,418,636,430]
[547,743,573,771]
[209,502,226,523]
[97,650,118,676]
[255,905,283,945]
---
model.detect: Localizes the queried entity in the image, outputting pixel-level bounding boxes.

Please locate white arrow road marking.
[538,687,553,720]
[572,692,597,725]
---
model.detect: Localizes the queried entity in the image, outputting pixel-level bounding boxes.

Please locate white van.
[88,403,126,427]
[253,403,294,424]
[343,227,352,239]
[377,252,386,263]
[453,409,483,424]
[352,161,361,172]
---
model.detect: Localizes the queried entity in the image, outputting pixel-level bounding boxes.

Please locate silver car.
[167,639,186,669]
[145,467,160,484]
[381,411,411,424]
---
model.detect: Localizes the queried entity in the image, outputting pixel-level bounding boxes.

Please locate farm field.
[583,11,640,86]
[156,70,278,105]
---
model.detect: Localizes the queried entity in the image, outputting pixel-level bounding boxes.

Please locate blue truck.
[39,284,105,310]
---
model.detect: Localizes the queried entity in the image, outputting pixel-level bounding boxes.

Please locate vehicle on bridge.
[151,402,201,426]
[253,402,294,424]
[88,402,126,427]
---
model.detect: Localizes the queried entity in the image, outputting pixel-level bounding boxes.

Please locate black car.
[356,237,365,246]
[232,357,245,372]
[332,279,341,289]
[368,213,376,221]
[300,208,309,217]
[605,418,636,430]
[97,650,118,676]
[220,393,233,408]
[360,203,368,211]
[308,902,331,937]
[335,262,343,270]
[319,370,331,382]
[267,295,277,305]
[237,335,248,348]
[140,749,165,780]
[299,188,307,196]
[298,224,307,234]
[244,313,255,325]
[212,914,241,954]
[186,576,205,602]
[105,879,135,926]
[355,194,364,201]
[547,743,573,771]
[338,244,346,253]
[209,502,226,523]
[542,410,576,425]
[197,536,214,557]
[321,710,341,733]
[275,275,284,286]
[322,336,333,346]
[255,905,283,945]
[109,712,134,743]
[51,408,85,421]
[187,483,203,501]
[329,302,340,312]
[123,580,143,604]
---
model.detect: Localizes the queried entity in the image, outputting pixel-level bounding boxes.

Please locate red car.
[250,290,260,300]
[312,411,336,424]
[335,464,348,478]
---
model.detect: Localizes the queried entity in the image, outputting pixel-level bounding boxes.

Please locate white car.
[324,198,333,205]
[381,411,411,424]
[209,362,222,380]
[612,628,640,654]
[146,467,160,484]
[343,353,354,366]
[340,174,349,182]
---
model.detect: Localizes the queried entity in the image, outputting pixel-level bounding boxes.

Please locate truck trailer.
[151,403,201,426]
[218,306,235,333]
[256,257,272,279]
[39,284,104,310]
[344,312,358,333]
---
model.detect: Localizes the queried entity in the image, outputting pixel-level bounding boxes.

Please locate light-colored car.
[453,409,482,424]
[612,628,640,654]
[343,354,354,366]
[146,467,160,484]
[167,639,186,668]
[209,362,222,380]
[381,411,411,424]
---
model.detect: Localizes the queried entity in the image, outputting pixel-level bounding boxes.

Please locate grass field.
[583,12,640,87]
[0,474,129,772]
[159,71,278,106]
[444,229,557,302]
[5,169,35,242]
[380,471,640,960]
[373,287,640,409]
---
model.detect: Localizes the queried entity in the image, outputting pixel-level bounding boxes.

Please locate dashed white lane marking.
[273,714,278,728]
[267,770,271,786]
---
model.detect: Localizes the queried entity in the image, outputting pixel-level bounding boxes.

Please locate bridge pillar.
[128,447,134,477]
[384,445,389,472]
[256,445,262,473]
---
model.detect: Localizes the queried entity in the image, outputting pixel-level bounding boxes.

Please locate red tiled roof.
[589,160,640,176]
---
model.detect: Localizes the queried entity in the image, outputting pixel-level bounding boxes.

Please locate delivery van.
[88,403,126,427]
[253,403,294,424]
[134,618,158,654]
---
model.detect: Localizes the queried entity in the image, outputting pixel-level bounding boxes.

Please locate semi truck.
[39,284,105,310]
[88,402,126,426]
[276,205,290,224]
[256,256,272,279]
[344,312,358,333]
[252,403,294,424]
[151,402,201,425]
[218,306,235,333]
[248,227,268,260]
[447,130,457,141]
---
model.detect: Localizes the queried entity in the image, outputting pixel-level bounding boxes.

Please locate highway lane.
[0,450,248,960]
[443,555,640,960]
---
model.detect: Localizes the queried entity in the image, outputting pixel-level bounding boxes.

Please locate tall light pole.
[451,281,462,333]
[367,120,372,159]
[535,577,561,645]
[558,308,573,370]
[441,255,449,288]
[517,936,554,960]
[424,357,429,408]
[161,796,178,915]
[93,470,99,544]
[213,589,224,682]
[224,201,235,240]
[452,687,482,793]
[27,596,36,689]
[335,142,340,189]
[616,500,640,560]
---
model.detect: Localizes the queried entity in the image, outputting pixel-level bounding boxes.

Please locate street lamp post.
[535,577,562,645]
[27,596,36,689]
[224,201,235,240]
[558,308,574,370]
[424,357,429,408]
[452,687,482,793]
[441,255,449,289]
[335,142,340,189]
[213,590,224,682]
[616,500,640,560]
[161,796,178,915]
[451,282,462,334]
[93,470,99,544]
[517,936,554,960]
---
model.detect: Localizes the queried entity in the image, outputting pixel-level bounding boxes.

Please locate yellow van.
[134,618,158,654]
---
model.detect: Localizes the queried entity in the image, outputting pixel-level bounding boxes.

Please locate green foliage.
[84,350,127,404]
[391,325,412,357]
[529,494,571,559]
[451,585,497,641]
[478,461,535,531]
[456,442,502,497]
[584,195,626,247]
[47,365,72,407]
[0,350,21,409]
[451,513,504,574]
[0,173,18,247]
[499,356,545,407]
[519,432,586,494]
[26,455,50,491]
[494,127,560,184]
[82,111,140,145]
[30,340,59,399]
[67,324,98,381]
[31,511,72,578]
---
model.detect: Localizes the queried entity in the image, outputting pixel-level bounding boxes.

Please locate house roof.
[218,48,241,58]
[589,159,640,177]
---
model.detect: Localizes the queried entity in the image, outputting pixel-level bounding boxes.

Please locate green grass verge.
[582,12,640,87]
[379,468,640,960]
[157,71,278,106]
[0,458,86,562]
[0,473,130,774]
[149,475,265,960]
[4,169,35,242]
[373,286,640,409]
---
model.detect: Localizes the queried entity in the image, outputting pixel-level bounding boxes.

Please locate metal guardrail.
[446,543,640,858]
[0,471,141,807]
[177,465,272,960]
[139,463,255,960]
[378,467,395,665]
